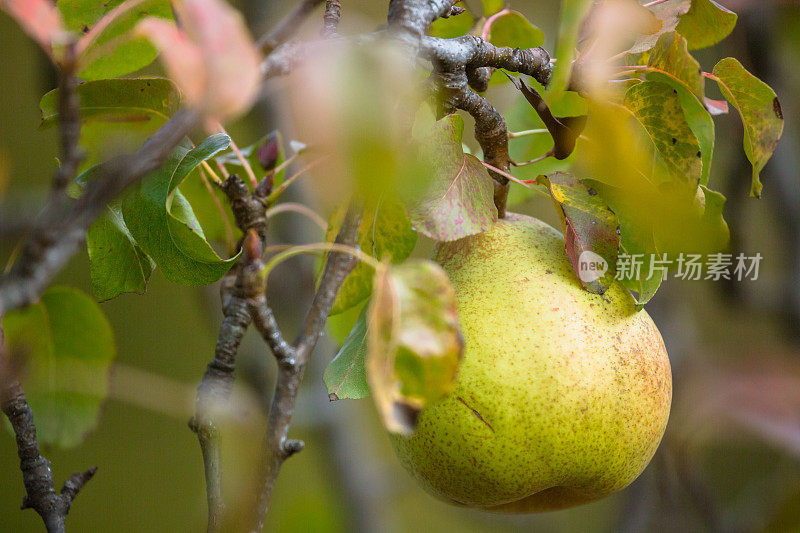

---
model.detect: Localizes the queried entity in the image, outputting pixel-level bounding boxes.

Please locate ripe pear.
[391,213,671,512]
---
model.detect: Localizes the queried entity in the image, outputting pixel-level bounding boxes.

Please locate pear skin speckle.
[391,213,672,512]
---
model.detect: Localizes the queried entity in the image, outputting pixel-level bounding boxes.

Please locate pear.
[391,213,671,512]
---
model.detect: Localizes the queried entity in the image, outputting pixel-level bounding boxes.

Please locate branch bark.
[248,203,362,532]
[258,0,326,54]
[0,327,97,533]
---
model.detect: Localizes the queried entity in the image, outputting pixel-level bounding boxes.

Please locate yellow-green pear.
[392,213,671,512]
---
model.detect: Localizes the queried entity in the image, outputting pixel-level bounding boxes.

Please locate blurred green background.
[3,1,800,531]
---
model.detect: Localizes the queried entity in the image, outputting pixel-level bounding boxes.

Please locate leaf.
[40,77,182,167]
[328,195,418,315]
[121,134,238,286]
[513,76,587,160]
[647,31,705,101]
[367,261,463,435]
[2,286,116,448]
[429,2,474,38]
[623,80,702,187]
[647,71,715,186]
[484,10,544,50]
[408,114,497,241]
[136,0,261,122]
[628,0,690,54]
[59,0,173,80]
[710,57,784,198]
[87,202,155,301]
[675,0,737,50]
[481,0,504,16]
[539,172,620,294]
[550,0,594,99]
[324,306,370,401]
[0,0,66,61]
[40,77,181,128]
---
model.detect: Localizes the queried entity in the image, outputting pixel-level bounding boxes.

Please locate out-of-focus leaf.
[628,0,690,54]
[286,42,426,209]
[623,80,702,187]
[324,306,370,401]
[675,0,737,50]
[710,57,784,198]
[0,0,66,61]
[407,114,497,241]
[482,0,504,16]
[2,286,115,448]
[647,71,715,186]
[648,32,705,100]
[327,195,418,315]
[513,76,587,160]
[87,202,154,301]
[40,77,182,167]
[40,77,181,127]
[539,171,620,294]
[550,0,594,99]
[59,0,173,80]
[367,261,462,436]
[704,97,729,115]
[429,2,474,38]
[136,0,261,122]
[121,134,238,286]
[484,10,544,50]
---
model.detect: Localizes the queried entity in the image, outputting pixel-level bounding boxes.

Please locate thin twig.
[248,203,362,531]
[258,0,326,53]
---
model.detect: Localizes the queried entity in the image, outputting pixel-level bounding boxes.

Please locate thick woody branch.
[249,204,362,532]
[1,328,96,533]
[387,0,459,45]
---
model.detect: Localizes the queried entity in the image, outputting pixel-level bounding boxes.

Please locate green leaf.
[58,0,173,80]
[675,0,737,50]
[481,0,504,16]
[367,261,463,435]
[550,0,594,99]
[429,2,474,38]
[87,202,155,301]
[324,306,370,401]
[646,71,715,186]
[485,10,544,50]
[648,32,705,101]
[328,195,418,315]
[623,80,702,188]
[121,134,239,286]
[628,0,690,54]
[40,78,182,168]
[539,172,620,294]
[408,114,497,241]
[710,57,784,197]
[2,286,116,448]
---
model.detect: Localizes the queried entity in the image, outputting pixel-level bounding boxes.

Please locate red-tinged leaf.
[367,261,462,435]
[1,0,66,60]
[710,57,784,198]
[704,97,729,115]
[136,0,261,122]
[539,171,620,294]
[408,114,497,242]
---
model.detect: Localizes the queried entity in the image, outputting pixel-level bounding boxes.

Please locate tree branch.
[0,327,96,533]
[248,203,362,532]
[322,0,342,38]
[258,0,326,54]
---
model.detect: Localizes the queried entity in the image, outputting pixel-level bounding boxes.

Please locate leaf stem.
[264,157,326,204]
[508,128,549,139]
[265,202,327,231]
[259,242,380,283]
